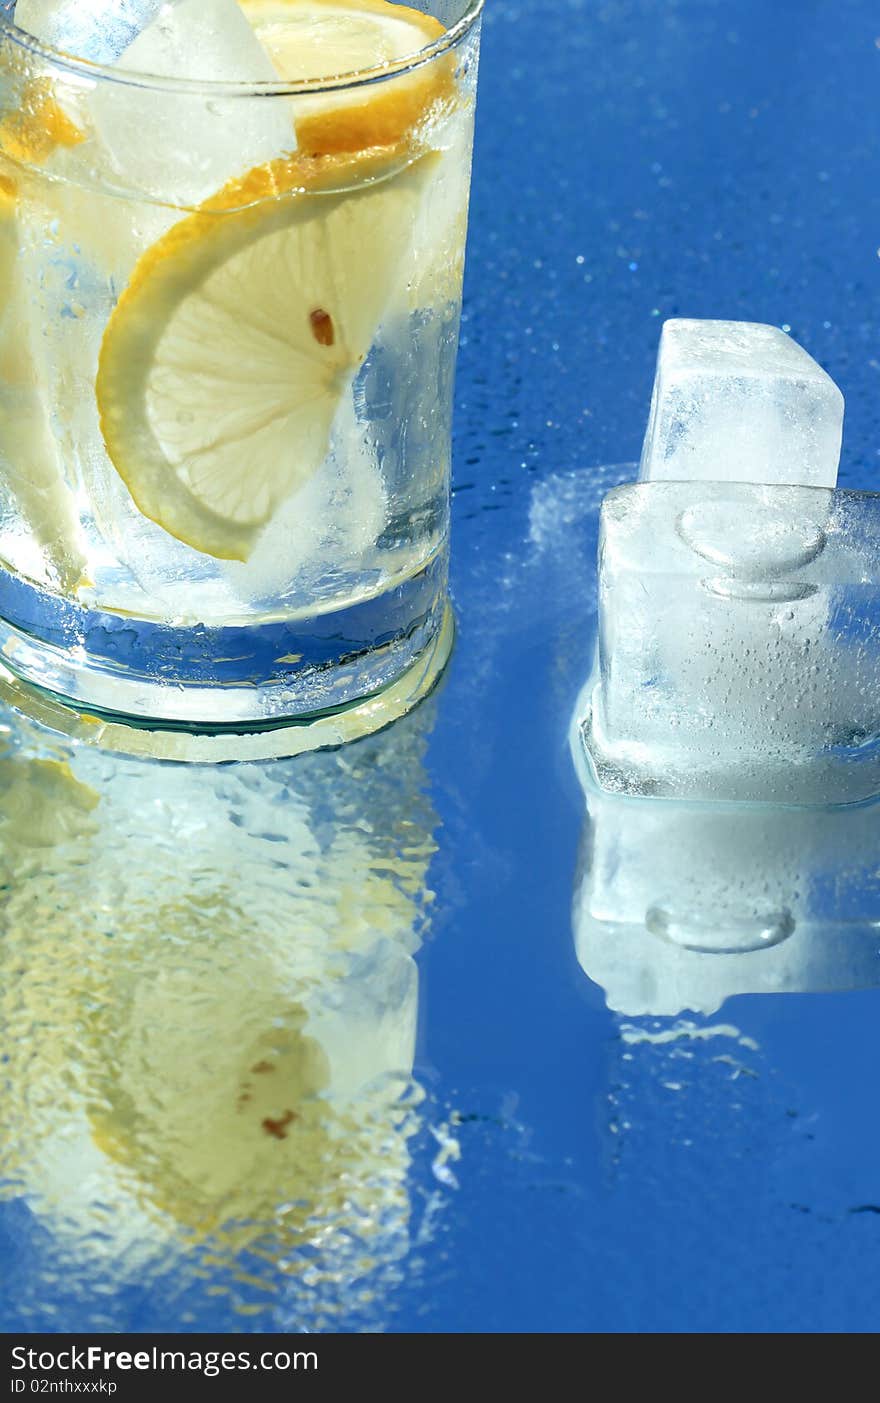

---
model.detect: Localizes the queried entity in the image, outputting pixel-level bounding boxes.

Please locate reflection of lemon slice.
[241,0,451,154]
[0,756,99,850]
[0,714,435,1318]
[88,964,336,1235]
[97,150,434,561]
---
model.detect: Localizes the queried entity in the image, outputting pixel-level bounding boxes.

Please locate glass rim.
[0,0,483,97]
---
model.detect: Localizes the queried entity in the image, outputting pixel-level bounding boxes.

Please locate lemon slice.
[242,0,444,74]
[97,1,453,561]
[0,80,85,166]
[97,151,433,561]
[0,179,89,593]
[0,175,17,314]
[0,86,92,594]
[241,0,452,154]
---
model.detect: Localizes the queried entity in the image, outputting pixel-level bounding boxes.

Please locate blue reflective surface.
[4,0,880,1334]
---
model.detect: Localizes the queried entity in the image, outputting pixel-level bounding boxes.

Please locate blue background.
[5,0,880,1334]
[428,0,880,1331]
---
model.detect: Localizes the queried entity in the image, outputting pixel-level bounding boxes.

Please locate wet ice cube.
[640,319,843,489]
[14,0,164,63]
[112,0,281,83]
[583,481,880,803]
[104,0,294,203]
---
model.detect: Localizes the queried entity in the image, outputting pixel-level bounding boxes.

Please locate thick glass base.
[0,549,447,722]
[0,602,454,762]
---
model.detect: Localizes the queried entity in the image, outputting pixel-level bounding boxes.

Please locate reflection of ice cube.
[310,941,418,1100]
[572,782,880,1017]
[14,0,164,63]
[17,0,295,205]
[581,482,880,803]
[640,319,843,489]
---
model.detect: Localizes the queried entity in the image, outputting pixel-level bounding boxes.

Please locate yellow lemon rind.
[243,0,454,158]
[0,82,85,167]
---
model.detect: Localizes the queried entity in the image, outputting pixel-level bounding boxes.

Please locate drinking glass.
[0,0,482,738]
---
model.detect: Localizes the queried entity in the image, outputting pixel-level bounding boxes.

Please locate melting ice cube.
[582,481,880,804]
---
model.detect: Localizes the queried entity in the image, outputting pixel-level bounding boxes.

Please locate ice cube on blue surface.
[581,480,880,804]
[639,319,844,489]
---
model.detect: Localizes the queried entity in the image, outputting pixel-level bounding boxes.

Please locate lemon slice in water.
[97,0,452,561]
[96,150,434,562]
[242,0,450,153]
[243,0,444,73]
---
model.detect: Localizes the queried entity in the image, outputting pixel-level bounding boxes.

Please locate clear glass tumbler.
[0,0,482,733]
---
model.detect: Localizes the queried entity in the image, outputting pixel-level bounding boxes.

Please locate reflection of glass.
[0,2,481,730]
[0,695,439,1329]
[572,768,880,1017]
